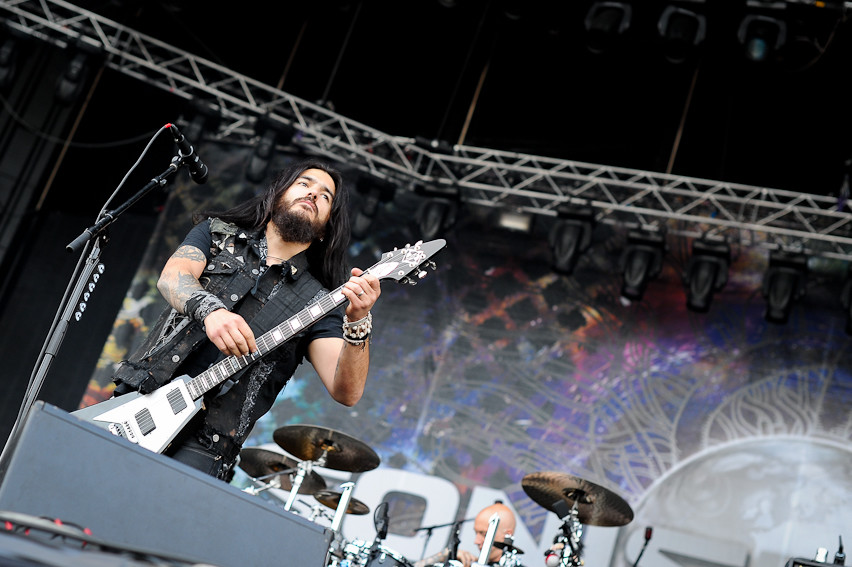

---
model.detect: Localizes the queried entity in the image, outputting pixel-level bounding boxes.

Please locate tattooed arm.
[157,244,257,357]
[156,244,208,311]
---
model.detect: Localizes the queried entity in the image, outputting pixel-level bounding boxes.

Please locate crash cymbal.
[313,490,371,515]
[272,424,380,473]
[238,448,327,494]
[494,541,525,555]
[521,472,634,527]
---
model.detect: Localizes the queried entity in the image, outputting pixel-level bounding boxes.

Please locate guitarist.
[111,158,381,481]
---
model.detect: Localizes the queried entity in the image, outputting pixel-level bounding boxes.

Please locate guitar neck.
[184,283,350,401]
[178,238,444,402]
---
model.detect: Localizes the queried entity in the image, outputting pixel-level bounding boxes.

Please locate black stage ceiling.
[61,0,852,198]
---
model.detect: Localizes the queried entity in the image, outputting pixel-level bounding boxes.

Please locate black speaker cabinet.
[0,401,332,567]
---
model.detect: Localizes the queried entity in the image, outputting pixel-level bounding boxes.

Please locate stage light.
[495,210,533,233]
[738,13,787,62]
[55,52,90,104]
[351,177,396,240]
[245,116,296,183]
[0,35,19,91]
[584,1,632,55]
[657,4,706,64]
[414,186,458,241]
[682,239,730,313]
[762,251,808,324]
[548,205,596,275]
[620,230,665,301]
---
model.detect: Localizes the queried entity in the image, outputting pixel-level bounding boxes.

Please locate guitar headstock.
[369,239,446,284]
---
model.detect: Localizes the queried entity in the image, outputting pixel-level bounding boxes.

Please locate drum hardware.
[331,482,356,532]
[522,471,634,567]
[495,538,525,567]
[314,485,371,517]
[308,503,336,523]
[413,517,474,565]
[330,504,413,567]
[273,424,381,473]
[237,447,328,506]
[477,512,501,566]
[521,472,634,527]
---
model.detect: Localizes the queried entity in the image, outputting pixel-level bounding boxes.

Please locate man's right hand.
[203,309,257,356]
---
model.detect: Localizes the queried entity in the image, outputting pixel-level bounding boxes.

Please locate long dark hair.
[194,158,351,289]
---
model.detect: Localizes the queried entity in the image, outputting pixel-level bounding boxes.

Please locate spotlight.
[682,239,730,313]
[620,230,665,301]
[762,251,807,324]
[548,205,595,275]
[55,52,89,104]
[246,116,296,183]
[414,136,455,155]
[0,35,20,91]
[584,1,632,55]
[738,13,787,63]
[414,186,458,241]
[351,177,396,240]
[495,210,533,233]
[657,4,706,64]
[54,40,103,105]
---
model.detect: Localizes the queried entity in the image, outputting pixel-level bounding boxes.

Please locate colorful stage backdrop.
[84,143,852,567]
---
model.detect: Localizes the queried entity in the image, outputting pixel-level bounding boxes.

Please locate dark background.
[1,0,851,445]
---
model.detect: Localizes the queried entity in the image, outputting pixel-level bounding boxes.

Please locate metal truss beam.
[3,0,852,261]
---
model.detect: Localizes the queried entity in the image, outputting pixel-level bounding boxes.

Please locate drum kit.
[237,424,634,567]
[238,424,404,567]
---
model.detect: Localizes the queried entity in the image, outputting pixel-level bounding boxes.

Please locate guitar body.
[71,376,202,454]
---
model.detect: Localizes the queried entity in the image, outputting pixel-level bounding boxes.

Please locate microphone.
[167,123,208,184]
[632,526,653,567]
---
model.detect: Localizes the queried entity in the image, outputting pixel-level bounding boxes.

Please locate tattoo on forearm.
[173,245,206,262]
[160,246,206,311]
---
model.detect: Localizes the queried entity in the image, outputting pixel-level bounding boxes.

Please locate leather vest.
[113,219,324,395]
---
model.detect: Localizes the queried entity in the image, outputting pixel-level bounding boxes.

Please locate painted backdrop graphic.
[85,143,852,567]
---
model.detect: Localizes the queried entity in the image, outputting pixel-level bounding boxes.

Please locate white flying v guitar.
[72,239,446,454]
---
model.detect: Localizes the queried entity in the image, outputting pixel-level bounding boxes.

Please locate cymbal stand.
[244,467,297,496]
[331,481,356,532]
[552,499,584,567]
[283,460,314,511]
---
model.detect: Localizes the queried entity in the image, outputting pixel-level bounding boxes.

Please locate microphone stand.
[0,155,184,475]
[414,518,473,562]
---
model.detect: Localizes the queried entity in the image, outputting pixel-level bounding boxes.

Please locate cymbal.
[238,448,327,494]
[272,424,380,473]
[521,472,634,527]
[313,490,371,515]
[494,541,525,555]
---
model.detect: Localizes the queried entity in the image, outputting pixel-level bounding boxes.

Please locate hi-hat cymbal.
[521,472,634,527]
[494,541,525,555]
[272,424,380,473]
[313,490,371,515]
[238,447,327,494]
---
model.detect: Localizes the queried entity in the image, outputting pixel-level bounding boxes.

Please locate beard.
[270,203,325,244]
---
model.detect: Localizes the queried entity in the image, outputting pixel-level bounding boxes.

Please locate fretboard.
[185,284,350,401]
